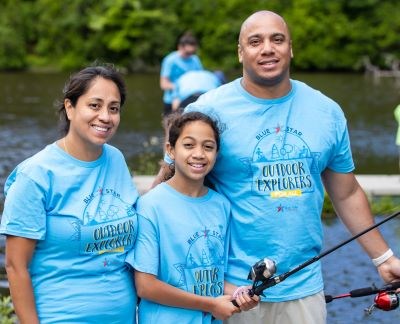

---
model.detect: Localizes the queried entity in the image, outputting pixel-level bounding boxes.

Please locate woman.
[0,64,138,323]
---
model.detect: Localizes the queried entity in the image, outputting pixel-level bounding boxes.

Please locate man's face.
[181,44,197,58]
[238,12,293,88]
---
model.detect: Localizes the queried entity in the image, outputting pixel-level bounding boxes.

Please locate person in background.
[128,112,258,323]
[160,31,203,117]
[394,104,400,171]
[153,10,400,324]
[0,64,139,323]
[172,70,226,112]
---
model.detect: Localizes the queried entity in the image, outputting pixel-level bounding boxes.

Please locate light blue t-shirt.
[160,51,203,104]
[185,78,355,302]
[172,70,222,102]
[0,143,139,323]
[127,182,230,324]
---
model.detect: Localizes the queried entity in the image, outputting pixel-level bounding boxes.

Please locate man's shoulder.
[293,79,339,105]
[162,51,179,64]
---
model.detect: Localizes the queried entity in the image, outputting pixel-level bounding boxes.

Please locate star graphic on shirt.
[277,204,284,212]
[203,227,209,237]
[98,187,103,194]
[103,258,109,267]
[275,124,282,134]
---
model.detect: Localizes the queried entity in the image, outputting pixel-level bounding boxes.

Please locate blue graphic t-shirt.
[0,143,139,323]
[127,182,230,324]
[186,78,355,302]
[160,51,203,104]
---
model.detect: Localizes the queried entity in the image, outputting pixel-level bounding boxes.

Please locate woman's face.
[65,77,121,158]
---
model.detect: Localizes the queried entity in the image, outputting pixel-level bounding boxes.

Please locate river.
[0,71,400,322]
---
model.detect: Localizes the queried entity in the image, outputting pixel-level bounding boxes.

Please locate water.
[322,215,400,323]
[0,72,400,322]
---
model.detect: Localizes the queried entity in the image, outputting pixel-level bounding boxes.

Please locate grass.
[323,194,399,218]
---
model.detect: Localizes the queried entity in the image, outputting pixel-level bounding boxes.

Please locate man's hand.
[377,255,400,284]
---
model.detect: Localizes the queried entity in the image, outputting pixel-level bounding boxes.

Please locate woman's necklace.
[63,137,70,155]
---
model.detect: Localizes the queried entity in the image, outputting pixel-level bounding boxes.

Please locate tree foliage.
[0,0,399,71]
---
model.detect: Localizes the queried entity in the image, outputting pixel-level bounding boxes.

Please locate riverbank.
[133,174,400,196]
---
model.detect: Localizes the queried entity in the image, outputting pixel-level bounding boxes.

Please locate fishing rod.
[325,281,400,303]
[234,210,400,302]
[325,281,400,315]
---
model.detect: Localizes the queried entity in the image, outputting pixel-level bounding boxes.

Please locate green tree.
[0,0,399,72]
[0,0,36,70]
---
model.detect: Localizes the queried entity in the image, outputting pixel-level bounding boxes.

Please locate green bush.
[0,296,16,324]
[322,193,398,218]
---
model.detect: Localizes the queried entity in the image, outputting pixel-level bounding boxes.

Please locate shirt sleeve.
[328,123,355,173]
[131,210,160,276]
[0,172,47,240]
[160,55,173,78]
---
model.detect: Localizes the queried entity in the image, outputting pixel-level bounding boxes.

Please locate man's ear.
[290,40,294,58]
[238,44,243,63]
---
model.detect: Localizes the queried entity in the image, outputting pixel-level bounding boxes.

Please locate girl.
[1,65,138,323]
[127,112,257,323]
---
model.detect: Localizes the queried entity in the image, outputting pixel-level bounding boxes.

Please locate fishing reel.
[247,258,277,296]
[365,291,399,315]
[248,258,276,283]
[325,281,400,315]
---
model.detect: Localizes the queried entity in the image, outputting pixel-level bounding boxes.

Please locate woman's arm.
[135,270,239,320]
[5,236,39,324]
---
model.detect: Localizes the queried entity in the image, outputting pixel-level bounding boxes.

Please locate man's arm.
[160,76,174,91]
[322,169,400,282]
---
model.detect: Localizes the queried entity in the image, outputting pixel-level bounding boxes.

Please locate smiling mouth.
[189,162,206,169]
[92,125,111,133]
[259,59,279,67]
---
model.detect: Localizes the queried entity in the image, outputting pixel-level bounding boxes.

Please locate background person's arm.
[5,236,39,324]
[151,161,174,188]
[160,76,174,91]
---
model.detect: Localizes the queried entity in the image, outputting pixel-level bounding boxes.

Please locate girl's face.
[167,120,218,186]
[65,77,121,159]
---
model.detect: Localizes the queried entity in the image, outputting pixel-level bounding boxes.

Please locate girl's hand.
[210,295,241,320]
[232,285,260,311]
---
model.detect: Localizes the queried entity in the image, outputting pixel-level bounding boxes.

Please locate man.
[160,32,203,116]
[171,70,225,111]
[155,11,400,323]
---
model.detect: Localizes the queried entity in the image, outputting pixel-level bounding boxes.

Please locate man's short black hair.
[178,32,198,46]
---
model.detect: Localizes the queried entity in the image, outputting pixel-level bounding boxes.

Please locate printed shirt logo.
[252,125,320,198]
[175,226,225,297]
[77,187,136,255]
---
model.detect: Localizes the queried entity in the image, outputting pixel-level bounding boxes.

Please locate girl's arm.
[135,270,239,320]
[5,236,39,324]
